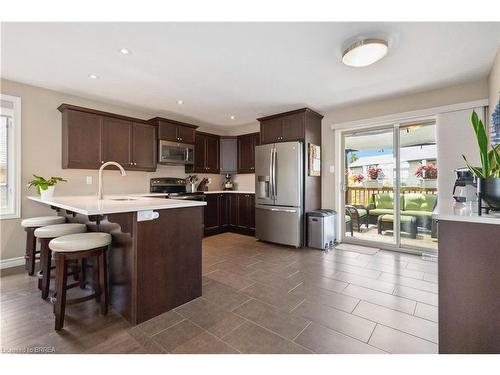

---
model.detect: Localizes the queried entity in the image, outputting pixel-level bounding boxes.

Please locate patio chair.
[344,209,354,236]
[345,204,369,232]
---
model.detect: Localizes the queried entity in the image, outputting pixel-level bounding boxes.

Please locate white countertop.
[28,194,206,216]
[202,190,255,194]
[433,206,500,225]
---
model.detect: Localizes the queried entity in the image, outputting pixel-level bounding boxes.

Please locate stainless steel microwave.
[158,140,194,165]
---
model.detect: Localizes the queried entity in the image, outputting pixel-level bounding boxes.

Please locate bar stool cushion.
[49,233,112,252]
[34,223,87,239]
[21,216,66,228]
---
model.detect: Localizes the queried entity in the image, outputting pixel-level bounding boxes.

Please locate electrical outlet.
[329,165,335,174]
[86,176,93,185]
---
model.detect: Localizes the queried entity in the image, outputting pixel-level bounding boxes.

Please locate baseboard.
[0,256,26,270]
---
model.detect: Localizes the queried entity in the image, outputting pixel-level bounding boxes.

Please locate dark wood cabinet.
[204,193,255,236]
[132,122,157,170]
[258,108,322,145]
[190,132,220,174]
[220,137,238,174]
[61,108,103,169]
[59,104,157,172]
[151,117,197,144]
[102,117,133,166]
[237,132,259,173]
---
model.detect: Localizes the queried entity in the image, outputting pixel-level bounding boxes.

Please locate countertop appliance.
[150,177,205,201]
[307,210,337,250]
[158,140,194,165]
[223,174,234,191]
[453,168,477,203]
[255,141,303,247]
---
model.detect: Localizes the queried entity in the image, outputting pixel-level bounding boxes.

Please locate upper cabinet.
[59,104,157,172]
[189,132,220,174]
[220,137,237,174]
[151,117,197,144]
[237,132,260,173]
[258,108,323,145]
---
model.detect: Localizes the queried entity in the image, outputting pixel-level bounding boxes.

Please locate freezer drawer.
[255,205,302,247]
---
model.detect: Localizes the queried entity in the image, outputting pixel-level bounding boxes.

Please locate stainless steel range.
[150,178,205,201]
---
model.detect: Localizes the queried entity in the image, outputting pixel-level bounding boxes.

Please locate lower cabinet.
[204,193,255,237]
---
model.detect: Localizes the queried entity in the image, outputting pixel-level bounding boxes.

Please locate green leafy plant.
[27,175,67,194]
[462,111,500,179]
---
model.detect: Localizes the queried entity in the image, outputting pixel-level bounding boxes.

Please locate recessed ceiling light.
[89,74,98,79]
[120,48,130,55]
[342,39,388,67]
[230,115,235,120]
[177,100,184,105]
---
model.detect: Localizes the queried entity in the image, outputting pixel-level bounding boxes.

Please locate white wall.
[489,47,500,121]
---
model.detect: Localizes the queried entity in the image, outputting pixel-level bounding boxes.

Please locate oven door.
[158,140,194,165]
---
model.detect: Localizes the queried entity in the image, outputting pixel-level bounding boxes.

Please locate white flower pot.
[40,186,55,200]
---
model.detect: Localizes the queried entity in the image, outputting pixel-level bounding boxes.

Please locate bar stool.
[34,223,87,300]
[49,232,112,331]
[21,216,66,275]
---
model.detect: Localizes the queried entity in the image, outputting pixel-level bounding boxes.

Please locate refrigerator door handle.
[272,147,277,199]
[256,206,297,213]
[269,147,274,199]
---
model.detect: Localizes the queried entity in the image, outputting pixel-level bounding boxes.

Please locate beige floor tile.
[423,273,438,283]
[406,262,438,274]
[365,260,424,280]
[287,272,348,293]
[393,285,438,306]
[295,323,385,354]
[291,300,376,342]
[353,301,438,343]
[152,320,204,352]
[414,303,438,322]
[175,297,245,338]
[130,310,184,337]
[232,299,310,339]
[240,282,304,312]
[202,279,251,311]
[222,321,311,354]
[291,283,360,313]
[326,271,396,294]
[342,284,416,315]
[204,269,254,290]
[172,331,239,354]
[379,272,438,293]
[247,269,302,292]
[368,324,438,354]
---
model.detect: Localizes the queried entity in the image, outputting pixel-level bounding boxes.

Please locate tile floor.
[0,233,438,354]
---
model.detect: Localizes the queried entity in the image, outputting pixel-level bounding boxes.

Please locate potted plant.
[415,163,438,188]
[462,111,500,210]
[352,173,365,185]
[27,175,67,200]
[364,167,383,187]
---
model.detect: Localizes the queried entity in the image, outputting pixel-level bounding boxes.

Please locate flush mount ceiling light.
[89,74,98,79]
[230,115,235,120]
[342,39,388,67]
[120,48,130,55]
[177,100,184,105]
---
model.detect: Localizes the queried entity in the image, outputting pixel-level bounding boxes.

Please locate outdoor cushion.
[345,215,352,223]
[368,208,394,216]
[403,193,437,212]
[356,209,368,217]
[380,214,415,223]
[402,210,433,218]
[374,193,394,209]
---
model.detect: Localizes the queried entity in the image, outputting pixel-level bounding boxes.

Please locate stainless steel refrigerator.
[255,141,303,247]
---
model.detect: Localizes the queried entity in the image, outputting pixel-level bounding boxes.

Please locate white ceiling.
[1,22,499,126]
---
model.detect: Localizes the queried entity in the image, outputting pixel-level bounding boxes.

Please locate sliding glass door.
[342,120,438,253]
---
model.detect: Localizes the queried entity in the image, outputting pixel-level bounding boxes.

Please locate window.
[0,94,21,219]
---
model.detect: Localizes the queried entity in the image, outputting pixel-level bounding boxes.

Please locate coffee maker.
[452,168,477,203]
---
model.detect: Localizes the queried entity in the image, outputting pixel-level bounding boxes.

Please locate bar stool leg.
[40,239,52,300]
[54,254,68,331]
[25,227,37,275]
[80,258,87,289]
[93,256,101,303]
[98,249,108,316]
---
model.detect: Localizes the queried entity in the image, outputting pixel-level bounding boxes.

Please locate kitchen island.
[29,195,206,325]
[434,208,500,353]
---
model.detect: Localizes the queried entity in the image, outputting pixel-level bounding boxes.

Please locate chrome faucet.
[97,161,127,200]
